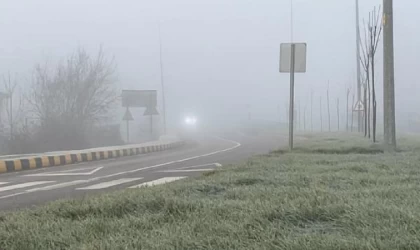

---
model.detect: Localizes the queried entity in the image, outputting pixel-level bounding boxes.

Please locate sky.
[1,0,419,132]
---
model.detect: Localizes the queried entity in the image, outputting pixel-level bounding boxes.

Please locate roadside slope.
[1,133,420,250]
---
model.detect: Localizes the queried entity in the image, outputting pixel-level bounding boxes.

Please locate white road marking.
[0,182,8,185]
[77,178,143,190]
[129,177,186,188]
[26,180,88,192]
[177,163,222,170]
[159,169,215,173]
[0,137,240,199]
[25,166,103,177]
[0,181,55,193]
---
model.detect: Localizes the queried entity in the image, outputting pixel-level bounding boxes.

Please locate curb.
[0,141,185,174]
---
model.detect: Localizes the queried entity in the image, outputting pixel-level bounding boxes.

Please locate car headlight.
[184,116,197,125]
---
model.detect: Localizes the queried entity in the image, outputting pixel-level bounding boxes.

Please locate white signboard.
[279,43,307,73]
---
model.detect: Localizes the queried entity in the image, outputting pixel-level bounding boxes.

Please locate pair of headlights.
[184,116,197,125]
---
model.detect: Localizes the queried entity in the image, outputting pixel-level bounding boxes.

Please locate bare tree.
[351,92,355,132]
[368,6,383,143]
[310,89,313,132]
[360,20,371,139]
[3,73,25,139]
[346,87,350,131]
[28,47,118,150]
[327,81,331,132]
[360,6,382,142]
[303,105,306,132]
[363,83,368,137]
[320,96,323,132]
[337,97,340,131]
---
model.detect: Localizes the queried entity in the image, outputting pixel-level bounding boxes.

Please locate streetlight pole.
[383,0,397,149]
[158,24,167,135]
[290,0,294,42]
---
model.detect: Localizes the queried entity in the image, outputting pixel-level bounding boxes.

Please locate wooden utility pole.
[383,0,397,149]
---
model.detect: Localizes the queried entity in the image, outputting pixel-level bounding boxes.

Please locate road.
[0,132,286,211]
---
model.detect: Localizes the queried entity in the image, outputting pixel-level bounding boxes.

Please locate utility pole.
[355,0,362,132]
[383,0,397,149]
[158,24,167,135]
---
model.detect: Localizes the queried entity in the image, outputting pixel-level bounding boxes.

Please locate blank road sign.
[122,90,157,108]
[279,43,307,73]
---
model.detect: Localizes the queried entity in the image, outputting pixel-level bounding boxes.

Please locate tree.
[3,73,25,139]
[28,47,118,150]
[327,81,331,132]
[360,23,371,139]
[368,7,383,143]
[337,97,340,131]
[346,87,351,132]
[320,96,323,132]
[360,6,382,142]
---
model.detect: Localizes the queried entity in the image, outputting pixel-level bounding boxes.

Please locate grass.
[1,133,420,249]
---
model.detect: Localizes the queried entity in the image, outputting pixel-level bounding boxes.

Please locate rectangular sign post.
[289,44,296,150]
[280,43,307,151]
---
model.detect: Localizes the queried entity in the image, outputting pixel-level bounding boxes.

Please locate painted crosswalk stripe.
[0,181,55,193]
[0,182,8,186]
[129,177,186,188]
[76,178,143,190]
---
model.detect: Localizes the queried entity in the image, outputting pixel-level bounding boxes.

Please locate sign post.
[121,89,159,141]
[280,43,307,150]
[122,107,134,143]
[289,44,296,150]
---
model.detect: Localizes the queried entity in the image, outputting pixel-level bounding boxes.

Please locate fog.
[1,0,419,141]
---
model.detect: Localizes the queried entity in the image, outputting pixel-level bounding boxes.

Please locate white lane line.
[159,169,214,173]
[25,166,103,177]
[76,178,143,190]
[0,182,8,185]
[0,181,55,193]
[129,177,186,188]
[26,180,88,192]
[0,137,240,199]
[177,163,222,170]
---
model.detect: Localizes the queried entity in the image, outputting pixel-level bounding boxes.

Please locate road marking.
[0,137,240,199]
[0,181,54,193]
[129,177,186,188]
[26,180,88,192]
[25,166,103,177]
[159,169,214,173]
[177,163,222,170]
[77,178,143,190]
[0,182,8,185]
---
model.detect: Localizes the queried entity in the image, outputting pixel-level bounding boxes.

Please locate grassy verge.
[2,133,420,249]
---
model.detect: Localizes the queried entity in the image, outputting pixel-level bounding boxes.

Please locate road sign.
[280,42,308,151]
[280,43,307,73]
[353,100,364,111]
[121,90,157,108]
[144,106,159,116]
[122,108,134,121]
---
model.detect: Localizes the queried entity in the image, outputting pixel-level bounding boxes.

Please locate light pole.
[158,24,167,135]
[383,0,396,149]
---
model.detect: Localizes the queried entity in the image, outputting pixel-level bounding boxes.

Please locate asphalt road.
[0,131,286,211]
